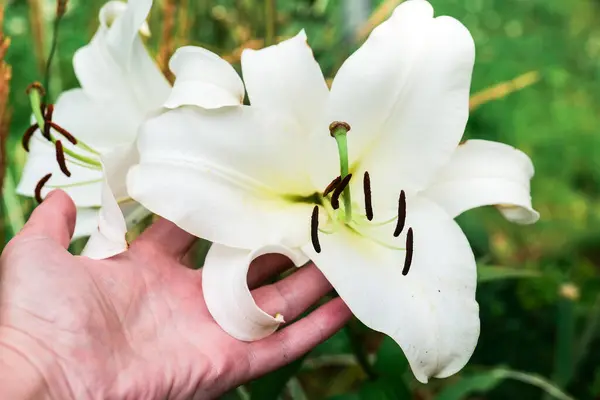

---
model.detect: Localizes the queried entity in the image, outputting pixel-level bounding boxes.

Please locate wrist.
[0,327,74,400]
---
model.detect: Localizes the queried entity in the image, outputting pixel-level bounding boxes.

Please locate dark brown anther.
[311,205,321,253]
[323,176,341,197]
[22,124,39,152]
[363,172,373,221]
[330,173,352,210]
[402,228,414,276]
[44,104,54,120]
[26,82,46,97]
[48,121,77,145]
[34,173,53,203]
[393,190,406,237]
[328,121,351,137]
[43,104,54,140]
[55,140,71,177]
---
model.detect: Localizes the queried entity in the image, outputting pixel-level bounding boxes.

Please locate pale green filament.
[28,88,102,168]
[330,124,352,222]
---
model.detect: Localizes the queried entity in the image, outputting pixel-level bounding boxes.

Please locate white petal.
[203,244,309,341]
[311,1,475,210]
[423,140,539,224]
[73,207,101,239]
[73,0,170,112]
[82,144,137,259]
[51,89,138,150]
[303,197,479,382]
[128,106,316,250]
[241,30,329,132]
[81,177,127,259]
[165,46,245,109]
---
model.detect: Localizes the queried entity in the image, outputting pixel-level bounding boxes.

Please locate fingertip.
[47,189,77,235]
[21,189,77,248]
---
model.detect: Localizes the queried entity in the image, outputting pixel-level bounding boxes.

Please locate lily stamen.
[22,124,39,152]
[331,173,352,210]
[393,190,406,237]
[402,227,414,276]
[43,104,54,140]
[363,171,373,221]
[323,176,341,197]
[34,173,53,203]
[27,81,100,165]
[311,205,321,253]
[48,121,78,145]
[55,140,71,177]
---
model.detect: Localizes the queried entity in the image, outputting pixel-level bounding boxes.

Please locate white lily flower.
[127,0,539,382]
[17,0,168,246]
[16,0,244,258]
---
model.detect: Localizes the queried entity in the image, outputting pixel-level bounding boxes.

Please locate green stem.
[332,128,352,222]
[574,293,600,372]
[44,14,63,98]
[345,321,377,380]
[553,293,576,388]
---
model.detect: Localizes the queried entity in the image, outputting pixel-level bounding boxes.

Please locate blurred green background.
[2,0,599,398]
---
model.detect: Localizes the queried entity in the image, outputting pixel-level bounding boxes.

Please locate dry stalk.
[470,71,541,111]
[158,0,177,83]
[27,0,46,73]
[176,0,192,48]
[355,0,405,42]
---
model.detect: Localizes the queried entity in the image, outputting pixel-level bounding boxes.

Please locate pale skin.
[0,190,352,399]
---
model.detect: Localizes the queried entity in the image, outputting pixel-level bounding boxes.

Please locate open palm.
[0,190,351,399]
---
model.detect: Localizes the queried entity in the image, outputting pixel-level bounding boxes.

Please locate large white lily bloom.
[126,0,539,382]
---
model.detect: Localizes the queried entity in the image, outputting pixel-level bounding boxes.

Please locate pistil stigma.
[328,121,352,221]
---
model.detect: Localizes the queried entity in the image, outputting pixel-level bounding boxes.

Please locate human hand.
[0,190,351,399]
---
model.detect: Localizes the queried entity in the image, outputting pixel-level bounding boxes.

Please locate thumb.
[19,189,77,249]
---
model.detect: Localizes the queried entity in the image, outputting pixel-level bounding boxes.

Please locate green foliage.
[478,265,542,282]
[249,357,307,400]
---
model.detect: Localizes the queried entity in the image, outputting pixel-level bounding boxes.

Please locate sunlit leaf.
[469,71,540,111]
[478,265,541,283]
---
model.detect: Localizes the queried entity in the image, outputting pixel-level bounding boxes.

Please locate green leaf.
[369,337,410,399]
[249,356,306,400]
[373,336,409,377]
[220,386,250,400]
[358,377,411,400]
[478,265,541,283]
[436,368,574,400]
